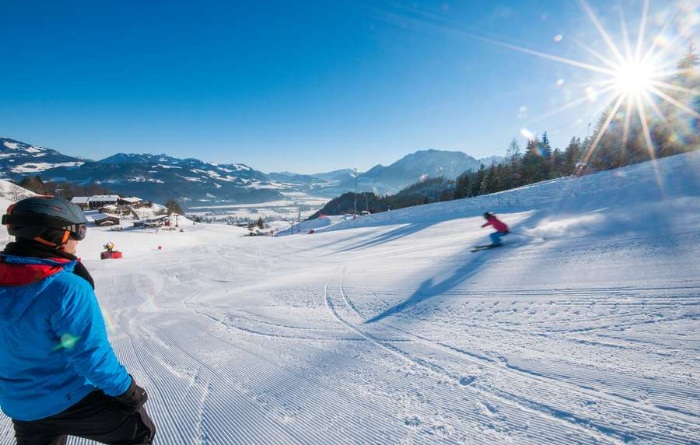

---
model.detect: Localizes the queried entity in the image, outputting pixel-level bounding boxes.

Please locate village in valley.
[68,194,289,236]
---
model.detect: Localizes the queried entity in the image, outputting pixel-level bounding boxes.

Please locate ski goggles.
[65,223,88,241]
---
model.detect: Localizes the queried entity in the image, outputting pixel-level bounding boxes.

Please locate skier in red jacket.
[481,212,509,246]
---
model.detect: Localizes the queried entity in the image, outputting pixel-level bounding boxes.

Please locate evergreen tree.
[669,42,700,148]
[540,132,554,179]
[491,164,508,193]
[677,41,699,71]
[165,199,184,215]
[588,109,628,170]
[522,136,547,183]
[478,171,490,196]
[18,176,45,194]
[439,189,453,202]
[454,172,471,199]
[550,148,565,178]
[505,139,523,188]
[541,132,553,158]
[563,137,584,175]
[470,165,487,197]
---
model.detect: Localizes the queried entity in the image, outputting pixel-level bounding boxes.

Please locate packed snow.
[1,152,699,444]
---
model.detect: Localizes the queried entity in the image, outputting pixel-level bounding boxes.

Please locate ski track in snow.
[324,276,699,444]
[1,152,699,444]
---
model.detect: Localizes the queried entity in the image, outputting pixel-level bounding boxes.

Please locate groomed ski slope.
[1,151,699,444]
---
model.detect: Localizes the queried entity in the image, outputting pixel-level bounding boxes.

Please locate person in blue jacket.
[0,196,156,445]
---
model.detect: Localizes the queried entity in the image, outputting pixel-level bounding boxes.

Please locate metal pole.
[353,168,358,216]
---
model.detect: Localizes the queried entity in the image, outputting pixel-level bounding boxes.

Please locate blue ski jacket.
[0,254,131,421]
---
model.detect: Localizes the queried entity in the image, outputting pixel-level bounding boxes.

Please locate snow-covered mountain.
[0,138,287,205]
[0,137,86,175]
[0,137,499,204]
[49,153,284,205]
[358,149,494,194]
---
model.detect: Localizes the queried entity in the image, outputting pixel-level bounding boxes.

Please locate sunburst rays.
[486,0,697,175]
[373,0,699,162]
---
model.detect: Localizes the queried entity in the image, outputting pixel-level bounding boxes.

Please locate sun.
[613,60,655,97]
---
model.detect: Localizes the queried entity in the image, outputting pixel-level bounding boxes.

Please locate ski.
[470,244,503,252]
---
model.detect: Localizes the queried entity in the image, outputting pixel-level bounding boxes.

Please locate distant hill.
[357,149,495,194]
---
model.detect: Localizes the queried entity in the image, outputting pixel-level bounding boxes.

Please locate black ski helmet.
[483,211,495,219]
[2,195,88,247]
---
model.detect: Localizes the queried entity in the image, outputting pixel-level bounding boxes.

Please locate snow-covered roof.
[87,213,120,223]
[71,196,90,204]
[88,195,120,202]
[119,197,142,204]
[90,212,120,221]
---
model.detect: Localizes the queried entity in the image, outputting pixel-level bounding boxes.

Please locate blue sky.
[1,0,695,174]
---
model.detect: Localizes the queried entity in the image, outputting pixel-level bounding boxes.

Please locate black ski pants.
[11,390,156,445]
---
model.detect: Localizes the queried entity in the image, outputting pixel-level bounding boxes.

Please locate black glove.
[114,376,148,410]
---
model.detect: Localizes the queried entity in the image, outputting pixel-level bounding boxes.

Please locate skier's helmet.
[2,195,88,247]
[483,211,495,219]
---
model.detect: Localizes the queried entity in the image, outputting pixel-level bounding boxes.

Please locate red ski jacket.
[482,217,509,233]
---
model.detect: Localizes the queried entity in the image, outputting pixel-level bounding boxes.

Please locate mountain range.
[0,137,501,207]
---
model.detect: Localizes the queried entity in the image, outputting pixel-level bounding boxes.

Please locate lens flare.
[520,128,535,139]
[101,308,116,333]
[54,333,80,350]
[585,86,599,102]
